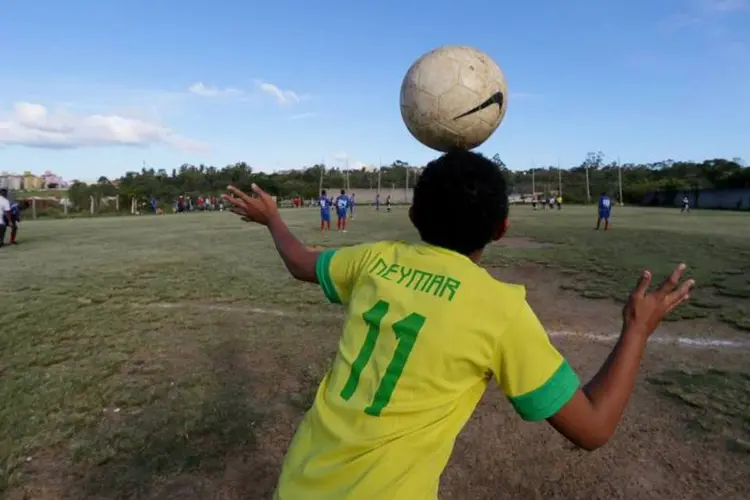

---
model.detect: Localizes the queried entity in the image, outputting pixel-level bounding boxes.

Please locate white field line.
[548,330,750,349]
[142,302,750,350]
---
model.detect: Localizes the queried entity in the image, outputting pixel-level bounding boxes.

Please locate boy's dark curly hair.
[411,150,509,256]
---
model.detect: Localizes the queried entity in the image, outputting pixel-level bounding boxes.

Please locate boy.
[223,150,693,500]
[385,194,392,212]
[349,193,356,218]
[596,191,612,230]
[374,193,381,212]
[0,188,12,248]
[7,198,26,244]
[335,189,350,232]
[319,190,331,233]
[681,196,690,213]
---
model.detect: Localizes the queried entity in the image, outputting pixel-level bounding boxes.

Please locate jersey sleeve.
[493,301,580,421]
[315,244,377,305]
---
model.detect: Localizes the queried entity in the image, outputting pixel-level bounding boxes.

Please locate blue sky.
[0,0,748,181]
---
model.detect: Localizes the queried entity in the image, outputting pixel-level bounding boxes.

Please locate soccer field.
[2,206,749,498]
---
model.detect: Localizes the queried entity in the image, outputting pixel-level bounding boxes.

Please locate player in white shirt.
[681,196,690,213]
[0,188,13,248]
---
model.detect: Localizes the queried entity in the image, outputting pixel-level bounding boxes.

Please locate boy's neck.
[467,249,484,264]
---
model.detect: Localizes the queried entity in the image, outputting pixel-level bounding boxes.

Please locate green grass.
[496,206,750,329]
[1,205,749,496]
[648,369,750,453]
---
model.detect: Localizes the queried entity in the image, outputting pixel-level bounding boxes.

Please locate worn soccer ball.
[400,45,508,152]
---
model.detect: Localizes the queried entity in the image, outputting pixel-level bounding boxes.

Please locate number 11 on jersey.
[340,300,427,416]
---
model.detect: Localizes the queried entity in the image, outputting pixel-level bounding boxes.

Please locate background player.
[223,150,694,500]
[681,196,690,213]
[319,190,331,233]
[596,191,612,231]
[7,198,26,245]
[349,193,356,218]
[0,188,12,248]
[335,189,350,232]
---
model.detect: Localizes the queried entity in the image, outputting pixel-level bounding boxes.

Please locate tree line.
[61,154,748,213]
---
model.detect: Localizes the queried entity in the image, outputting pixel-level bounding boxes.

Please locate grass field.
[1,205,749,499]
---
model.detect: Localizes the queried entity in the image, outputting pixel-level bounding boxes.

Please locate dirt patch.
[8,266,750,499]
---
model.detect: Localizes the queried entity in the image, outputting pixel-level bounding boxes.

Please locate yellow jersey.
[274,242,579,499]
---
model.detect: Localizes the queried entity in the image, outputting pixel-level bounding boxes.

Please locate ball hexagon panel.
[412,54,461,98]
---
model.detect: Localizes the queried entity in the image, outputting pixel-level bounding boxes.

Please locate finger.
[227,185,255,205]
[222,194,248,211]
[250,183,271,201]
[656,263,686,297]
[666,292,691,314]
[633,270,652,297]
[667,278,695,306]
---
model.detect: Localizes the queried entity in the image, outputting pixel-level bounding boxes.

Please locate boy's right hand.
[222,184,280,226]
[622,264,695,337]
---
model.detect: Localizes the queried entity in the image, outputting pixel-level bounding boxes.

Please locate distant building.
[0,172,23,190]
[41,170,63,188]
[23,171,43,190]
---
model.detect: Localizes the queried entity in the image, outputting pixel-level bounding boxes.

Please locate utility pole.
[405,167,409,203]
[377,156,382,194]
[585,155,592,204]
[319,157,325,194]
[531,161,536,199]
[617,156,623,205]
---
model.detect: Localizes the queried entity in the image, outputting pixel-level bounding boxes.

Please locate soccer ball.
[400,45,508,152]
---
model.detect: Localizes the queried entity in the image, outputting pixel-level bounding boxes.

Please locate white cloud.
[0,102,207,151]
[256,80,300,106]
[188,82,242,97]
[329,152,368,170]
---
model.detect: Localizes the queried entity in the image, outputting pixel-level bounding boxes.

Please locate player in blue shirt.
[335,189,350,232]
[319,190,331,233]
[595,191,612,231]
[2,196,26,245]
[349,193,355,218]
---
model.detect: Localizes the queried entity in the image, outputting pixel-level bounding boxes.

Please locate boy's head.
[410,149,509,257]
[601,191,607,196]
[321,189,327,197]
[0,188,7,197]
[340,189,346,195]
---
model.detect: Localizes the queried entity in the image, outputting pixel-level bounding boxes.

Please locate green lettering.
[382,263,399,281]
[396,265,413,284]
[425,274,445,295]
[416,271,434,291]
[369,258,389,277]
[440,278,462,301]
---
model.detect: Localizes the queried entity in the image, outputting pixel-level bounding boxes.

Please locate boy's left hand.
[222,184,279,226]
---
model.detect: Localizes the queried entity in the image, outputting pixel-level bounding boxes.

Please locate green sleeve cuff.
[508,360,580,421]
[316,249,341,304]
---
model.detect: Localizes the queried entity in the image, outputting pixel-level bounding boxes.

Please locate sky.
[0,0,748,181]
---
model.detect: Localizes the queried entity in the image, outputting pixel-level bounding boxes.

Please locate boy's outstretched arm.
[547,265,694,450]
[223,184,319,283]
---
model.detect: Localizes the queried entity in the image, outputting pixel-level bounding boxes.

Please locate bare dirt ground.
[5,212,749,499]
[9,265,749,500]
